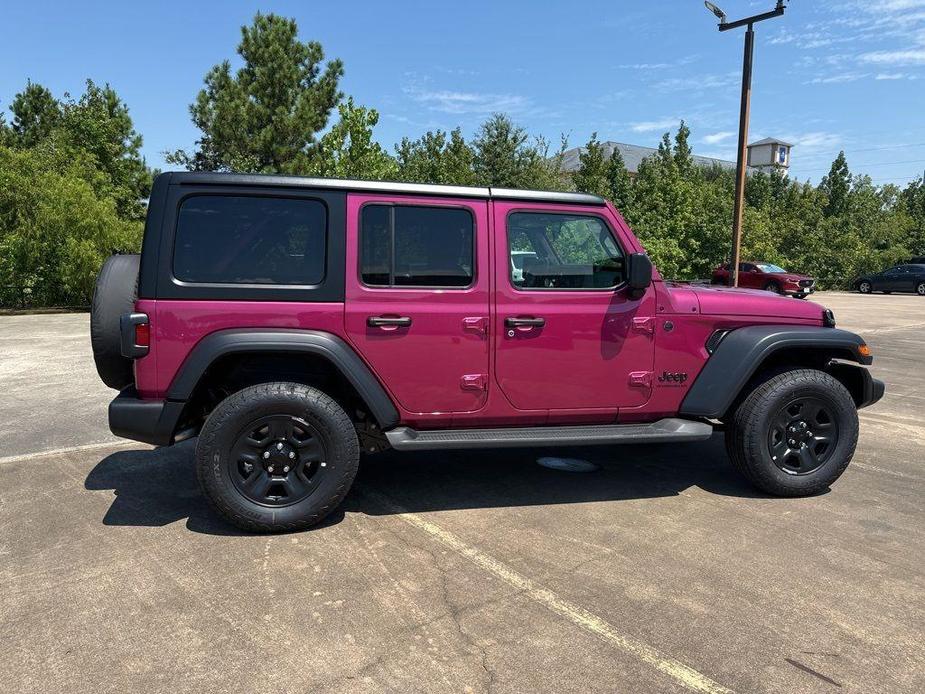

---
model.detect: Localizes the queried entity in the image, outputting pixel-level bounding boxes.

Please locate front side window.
[360,204,474,288]
[508,212,624,289]
[173,195,326,285]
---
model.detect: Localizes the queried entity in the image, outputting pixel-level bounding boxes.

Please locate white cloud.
[619,55,698,70]
[402,77,532,116]
[875,72,906,78]
[806,72,867,84]
[629,118,680,133]
[858,48,925,64]
[654,71,739,92]
[866,0,925,11]
[778,131,844,152]
[703,131,734,145]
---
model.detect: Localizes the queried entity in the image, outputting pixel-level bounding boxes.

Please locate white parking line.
[364,489,735,694]
[0,440,139,466]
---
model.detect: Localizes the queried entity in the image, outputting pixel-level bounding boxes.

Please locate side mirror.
[626,252,652,298]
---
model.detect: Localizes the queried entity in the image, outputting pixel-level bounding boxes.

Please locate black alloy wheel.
[767,396,838,476]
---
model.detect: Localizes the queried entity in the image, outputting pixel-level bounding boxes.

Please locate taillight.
[120,312,150,358]
[134,321,150,348]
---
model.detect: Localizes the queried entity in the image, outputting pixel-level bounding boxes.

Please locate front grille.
[799,279,814,288]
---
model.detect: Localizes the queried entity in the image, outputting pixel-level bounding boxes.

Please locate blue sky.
[2,0,924,185]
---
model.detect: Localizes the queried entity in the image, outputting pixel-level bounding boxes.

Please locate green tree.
[471,114,565,190]
[606,146,634,213]
[4,80,152,220]
[899,177,925,254]
[395,128,476,185]
[168,12,343,174]
[57,80,152,219]
[572,133,609,198]
[8,82,61,147]
[311,98,396,180]
[819,151,851,217]
[673,121,693,176]
[0,143,141,306]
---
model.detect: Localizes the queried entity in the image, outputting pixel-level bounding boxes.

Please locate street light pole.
[730,25,754,289]
[705,1,787,288]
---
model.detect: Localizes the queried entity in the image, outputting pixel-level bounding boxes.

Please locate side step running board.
[384,418,713,451]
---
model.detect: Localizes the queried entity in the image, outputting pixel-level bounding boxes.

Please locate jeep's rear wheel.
[725,369,858,496]
[196,382,359,532]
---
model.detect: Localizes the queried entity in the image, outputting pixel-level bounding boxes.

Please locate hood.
[685,284,824,321]
[769,272,810,282]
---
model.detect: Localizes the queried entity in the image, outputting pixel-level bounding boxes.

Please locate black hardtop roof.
[163,171,606,206]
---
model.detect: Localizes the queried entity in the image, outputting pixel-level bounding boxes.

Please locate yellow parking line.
[365,490,735,694]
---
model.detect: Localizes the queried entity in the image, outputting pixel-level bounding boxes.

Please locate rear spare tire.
[91,254,140,390]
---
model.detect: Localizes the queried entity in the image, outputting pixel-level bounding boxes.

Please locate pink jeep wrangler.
[91,173,884,532]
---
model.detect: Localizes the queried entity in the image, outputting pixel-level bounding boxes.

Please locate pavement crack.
[785,658,842,688]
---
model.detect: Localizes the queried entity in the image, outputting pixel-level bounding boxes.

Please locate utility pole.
[705,1,787,287]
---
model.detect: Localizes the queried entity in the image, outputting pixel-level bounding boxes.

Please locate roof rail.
[165,172,606,206]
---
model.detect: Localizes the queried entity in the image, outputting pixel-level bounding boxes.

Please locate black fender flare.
[679,325,872,419]
[167,329,399,429]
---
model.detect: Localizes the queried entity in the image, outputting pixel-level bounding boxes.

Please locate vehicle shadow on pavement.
[85,434,775,534]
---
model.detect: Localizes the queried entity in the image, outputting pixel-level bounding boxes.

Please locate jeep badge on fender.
[90,171,885,533]
[658,371,688,385]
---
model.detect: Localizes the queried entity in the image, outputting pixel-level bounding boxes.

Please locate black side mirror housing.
[626,252,652,298]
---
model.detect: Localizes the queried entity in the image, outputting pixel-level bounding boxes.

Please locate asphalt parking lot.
[1,292,923,693]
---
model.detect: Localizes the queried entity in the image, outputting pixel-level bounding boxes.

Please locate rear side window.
[508,212,624,289]
[174,195,327,285]
[360,204,474,288]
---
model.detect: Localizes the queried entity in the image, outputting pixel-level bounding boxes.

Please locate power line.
[796,158,925,173]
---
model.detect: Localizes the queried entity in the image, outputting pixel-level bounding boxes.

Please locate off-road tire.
[725,369,859,496]
[90,254,139,390]
[858,281,872,294]
[196,382,360,532]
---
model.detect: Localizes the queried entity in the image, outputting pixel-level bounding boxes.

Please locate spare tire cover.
[91,254,140,390]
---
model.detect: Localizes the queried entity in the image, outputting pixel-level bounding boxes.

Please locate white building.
[746,138,792,174]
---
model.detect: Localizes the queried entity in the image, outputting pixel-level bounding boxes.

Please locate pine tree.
[167,13,343,173]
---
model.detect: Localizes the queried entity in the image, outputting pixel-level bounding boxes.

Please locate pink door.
[493,202,656,411]
[345,194,491,415]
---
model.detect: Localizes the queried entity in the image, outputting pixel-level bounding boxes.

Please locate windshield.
[756,263,787,274]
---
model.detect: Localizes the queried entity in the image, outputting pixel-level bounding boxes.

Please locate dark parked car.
[711,262,815,298]
[855,264,925,296]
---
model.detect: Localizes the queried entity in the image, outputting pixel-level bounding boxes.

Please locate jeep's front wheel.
[725,369,859,496]
[196,382,360,532]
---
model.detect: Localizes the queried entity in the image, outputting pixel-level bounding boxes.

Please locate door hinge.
[629,371,653,387]
[462,316,488,336]
[632,317,655,335]
[460,374,488,391]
